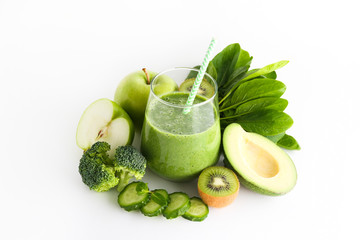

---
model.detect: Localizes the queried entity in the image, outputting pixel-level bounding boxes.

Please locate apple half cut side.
[76,98,134,157]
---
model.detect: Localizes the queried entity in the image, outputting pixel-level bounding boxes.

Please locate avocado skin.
[223,157,282,196]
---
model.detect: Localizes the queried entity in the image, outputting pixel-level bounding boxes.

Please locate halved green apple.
[223,123,297,196]
[76,98,134,157]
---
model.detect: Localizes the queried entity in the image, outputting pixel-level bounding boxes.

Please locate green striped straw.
[183,38,216,114]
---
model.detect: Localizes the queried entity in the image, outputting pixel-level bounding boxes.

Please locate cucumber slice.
[163,192,190,219]
[183,197,209,222]
[141,189,169,217]
[118,182,150,211]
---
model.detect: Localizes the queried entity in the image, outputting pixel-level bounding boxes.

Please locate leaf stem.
[220,112,248,120]
[219,90,233,105]
[220,116,237,120]
[219,103,241,112]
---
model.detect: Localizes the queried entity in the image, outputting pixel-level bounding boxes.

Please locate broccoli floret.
[114,146,147,192]
[79,142,119,192]
[78,142,147,192]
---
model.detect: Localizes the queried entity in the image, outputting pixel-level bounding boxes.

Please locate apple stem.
[142,68,150,85]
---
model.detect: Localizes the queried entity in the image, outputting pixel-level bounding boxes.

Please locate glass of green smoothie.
[141,67,221,182]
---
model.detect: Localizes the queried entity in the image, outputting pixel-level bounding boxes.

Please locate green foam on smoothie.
[147,92,216,135]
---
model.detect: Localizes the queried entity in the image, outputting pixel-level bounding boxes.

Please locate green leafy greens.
[197,43,300,150]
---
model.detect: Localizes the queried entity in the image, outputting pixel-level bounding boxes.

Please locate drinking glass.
[140,67,221,182]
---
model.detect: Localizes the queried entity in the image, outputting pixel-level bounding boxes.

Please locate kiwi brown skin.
[197,166,240,208]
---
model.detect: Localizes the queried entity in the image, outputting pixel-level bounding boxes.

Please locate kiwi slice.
[179,77,215,98]
[197,166,240,208]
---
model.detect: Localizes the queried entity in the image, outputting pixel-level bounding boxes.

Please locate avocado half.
[223,123,297,196]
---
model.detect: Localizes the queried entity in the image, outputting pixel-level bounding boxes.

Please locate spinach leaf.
[222,108,235,117]
[227,65,250,84]
[221,78,286,111]
[277,134,301,150]
[234,97,280,115]
[221,97,280,119]
[233,109,293,136]
[220,65,249,97]
[240,60,289,82]
[207,61,218,80]
[185,65,200,80]
[265,132,286,143]
[219,61,289,105]
[211,43,241,89]
[235,48,252,69]
[263,71,277,79]
[185,62,217,81]
[213,46,252,99]
[264,98,288,111]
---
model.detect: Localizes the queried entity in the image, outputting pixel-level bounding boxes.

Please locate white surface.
[0,0,358,239]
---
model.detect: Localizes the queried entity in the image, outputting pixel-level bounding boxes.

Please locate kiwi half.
[179,77,215,99]
[198,166,240,208]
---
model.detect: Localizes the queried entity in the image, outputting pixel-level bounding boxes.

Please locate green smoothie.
[141,92,221,182]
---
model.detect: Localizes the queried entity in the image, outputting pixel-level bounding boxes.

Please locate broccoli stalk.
[114,146,147,192]
[116,169,134,192]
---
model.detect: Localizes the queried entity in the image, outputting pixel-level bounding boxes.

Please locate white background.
[0,0,358,239]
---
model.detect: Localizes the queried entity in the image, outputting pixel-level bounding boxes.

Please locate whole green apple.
[114,68,178,128]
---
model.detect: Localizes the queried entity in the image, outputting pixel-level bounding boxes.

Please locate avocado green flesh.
[223,123,297,196]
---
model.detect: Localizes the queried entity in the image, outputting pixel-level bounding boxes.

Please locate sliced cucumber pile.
[141,189,169,217]
[118,181,150,211]
[118,181,209,221]
[163,192,191,219]
[183,197,209,221]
